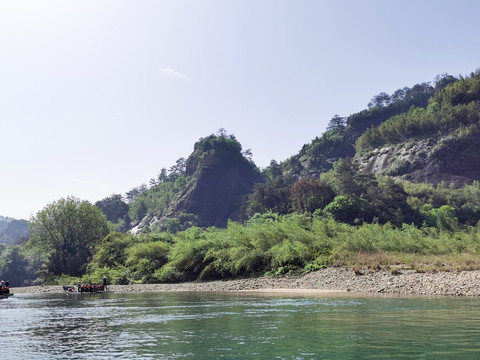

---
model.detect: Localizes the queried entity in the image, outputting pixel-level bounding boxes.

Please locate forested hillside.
[356,71,480,151]
[110,131,260,234]
[3,68,480,287]
[111,72,468,233]
[356,71,480,185]
[276,73,457,180]
[0,217,29,244]
[0,216,14,233]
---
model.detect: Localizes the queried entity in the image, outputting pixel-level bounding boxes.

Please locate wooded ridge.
[3,69,480,286]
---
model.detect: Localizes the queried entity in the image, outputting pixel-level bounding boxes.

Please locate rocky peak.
[174,134,259,227]
[132,134,260,233]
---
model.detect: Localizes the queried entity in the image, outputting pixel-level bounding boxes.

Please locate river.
[2,291,480,359]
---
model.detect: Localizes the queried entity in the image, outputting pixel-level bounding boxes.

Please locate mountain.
[98,70,480,232]
[129,133,260,233]
[356,70,480,186]
[0,215,14,233]
[0,217,29,244]
[171,134,260,227]
[277,76,458,181]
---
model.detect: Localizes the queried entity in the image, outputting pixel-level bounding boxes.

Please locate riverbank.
[10,267,480,296]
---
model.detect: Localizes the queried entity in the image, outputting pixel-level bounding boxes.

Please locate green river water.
[1,291,480,359]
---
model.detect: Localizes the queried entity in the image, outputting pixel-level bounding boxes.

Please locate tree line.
[2,71,480,286]
[355,70,480,151]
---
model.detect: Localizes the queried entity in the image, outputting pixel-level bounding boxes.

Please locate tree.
[290,179,335,214]
[29,197,109,277]
[217,127,228,137]
[245,178,292,217]
[263,160,283,182]
[364,177,417,226]
[125,187,142,203]
[332,158,363,195]
[391,87,408,102]
[158,168,168,183]
[368,92,391,108]
[95,194,129,223]
[326,114,347,131]
[162,212,199,233]
[242,149,253,162]
[168,158,186,181]
[89,232,134,269]
[403,82,434,103]
[149,178,158,187]
[421,204,458,231]
[0,245,32,285]
[323,195,371,225]
[434,73,458,91]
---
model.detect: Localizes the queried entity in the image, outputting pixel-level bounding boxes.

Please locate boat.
[63,284,108,294]
[0,287,13,299]
[63,285,77,293]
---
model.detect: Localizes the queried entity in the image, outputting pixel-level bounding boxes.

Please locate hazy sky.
[2,0,480,220]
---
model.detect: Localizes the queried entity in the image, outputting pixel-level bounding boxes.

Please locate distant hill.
[0,215,14,233]
[0,217,29,244]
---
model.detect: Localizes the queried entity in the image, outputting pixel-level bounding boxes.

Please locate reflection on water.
[1,291,480,359]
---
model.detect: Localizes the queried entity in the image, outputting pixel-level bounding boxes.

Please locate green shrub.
[86,211,480,283]
[81,266,130,285]
[42,274,81,285]
[125,241,171,282]
[265,264,298,276]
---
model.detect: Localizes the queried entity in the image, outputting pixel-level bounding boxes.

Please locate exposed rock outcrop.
[170,149,258,228]
[132,135,260,233]
[357,130,480,187]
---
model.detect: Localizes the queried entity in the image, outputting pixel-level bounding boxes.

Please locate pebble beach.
[10,267,480,297]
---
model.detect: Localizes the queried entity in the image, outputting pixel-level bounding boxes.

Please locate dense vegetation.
[60,214,480,285]
[355,71,480,151]
[26,167,480,286]
[276,73,457,179]
[2,70,480,287]
[29,197,109,277]
[106,131,257,232]
[0,219,29,244]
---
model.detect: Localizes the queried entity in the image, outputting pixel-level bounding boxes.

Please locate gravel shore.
[10,267,480,297]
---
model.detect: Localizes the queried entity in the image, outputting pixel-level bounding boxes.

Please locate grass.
[343,252,480,273]
[77,216,480,284]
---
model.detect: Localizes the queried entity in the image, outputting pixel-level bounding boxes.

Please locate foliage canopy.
[29,197,109,276]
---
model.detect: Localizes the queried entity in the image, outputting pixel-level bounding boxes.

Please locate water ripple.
[2,293,480,359]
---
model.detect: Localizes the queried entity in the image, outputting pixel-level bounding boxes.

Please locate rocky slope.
[121,73,479,232]
[132,134,260,233]
[357,129,480,186]
[172,155,258,228]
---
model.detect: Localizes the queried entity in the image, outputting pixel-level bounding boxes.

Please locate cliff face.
[357,130,480,187]
[172,152,258,228]
[131,135,259,233]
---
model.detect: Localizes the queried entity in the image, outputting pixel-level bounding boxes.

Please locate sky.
[1,0,480,220]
